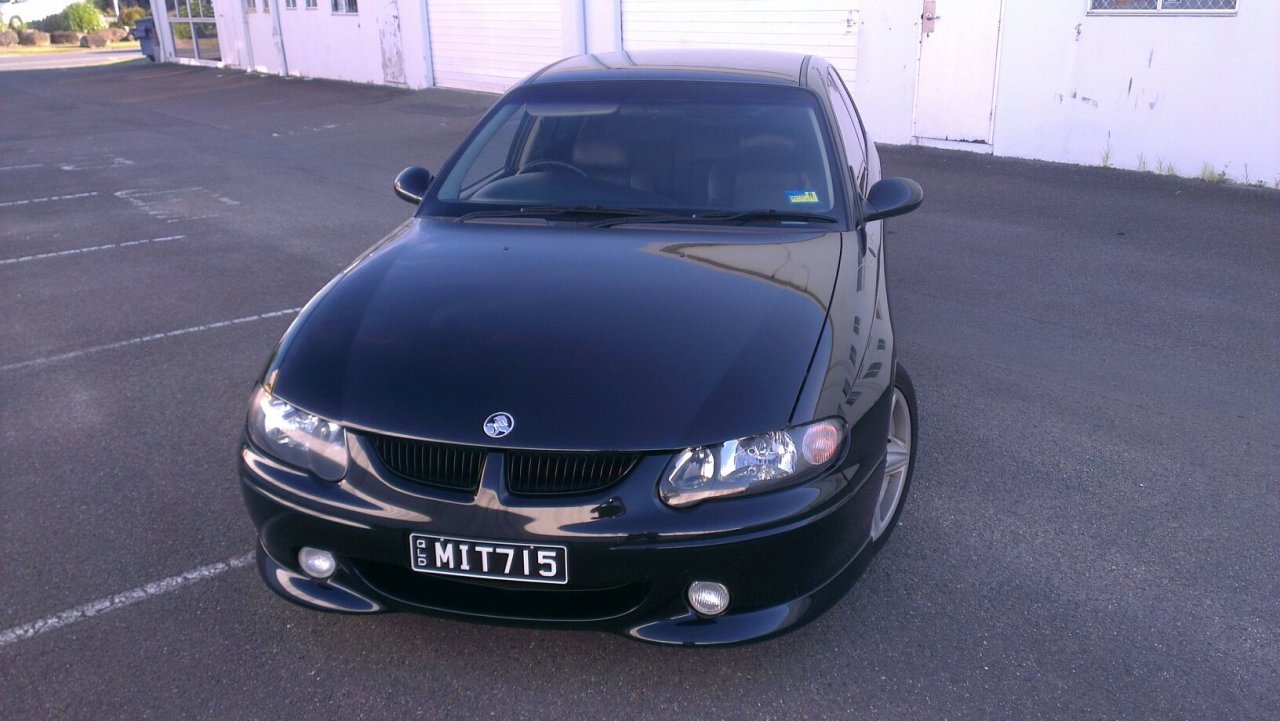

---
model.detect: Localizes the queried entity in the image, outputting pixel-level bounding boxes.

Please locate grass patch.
[0,40,139,54]
[1199,162,1228,184]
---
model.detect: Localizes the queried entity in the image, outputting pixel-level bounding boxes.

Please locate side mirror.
[862,177,924,223]
[394,166,433,205]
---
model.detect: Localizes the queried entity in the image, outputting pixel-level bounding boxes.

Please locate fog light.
[687,581,730,617]
[298,547,337,580]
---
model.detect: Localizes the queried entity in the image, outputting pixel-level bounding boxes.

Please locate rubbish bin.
[134,17,157,62]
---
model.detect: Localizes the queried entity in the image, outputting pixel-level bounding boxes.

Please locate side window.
[824,70,869,194]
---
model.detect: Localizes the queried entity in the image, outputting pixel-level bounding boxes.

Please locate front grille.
[507,451,640,496]
[367,434,485,492]
[366,433,640,497]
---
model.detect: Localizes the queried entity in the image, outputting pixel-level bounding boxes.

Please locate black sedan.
[240,49,923,646]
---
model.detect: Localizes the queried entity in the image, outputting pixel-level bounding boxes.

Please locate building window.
[166,0,220,61]
[244,0,255,10]
[1089,0,1237,13]
[285,0,296,8]
[305,0,316,8]
[331,0,357,13]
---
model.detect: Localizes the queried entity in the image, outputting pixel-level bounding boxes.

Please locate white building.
[149,0,1279,185]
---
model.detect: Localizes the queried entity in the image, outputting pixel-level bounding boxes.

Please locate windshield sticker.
[787,190,821,204]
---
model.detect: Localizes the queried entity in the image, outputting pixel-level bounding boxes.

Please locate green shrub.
[120,6,146,27]
[32,14,71,32]
[64,1,106,32]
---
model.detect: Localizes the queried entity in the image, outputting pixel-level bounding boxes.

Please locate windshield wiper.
[453,206,837,227]
[595,209,838,228]
[454,206,678,223]
[693,209,839,225]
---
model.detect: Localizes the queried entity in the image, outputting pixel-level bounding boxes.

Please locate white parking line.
[0,307,302,372]
[0,552,254,650]
[58,156,134,171]
[116,187,205,198]
[0,158,133,173]
[0,235,187,266]
[0,191,99,208]
[114,187,240,222]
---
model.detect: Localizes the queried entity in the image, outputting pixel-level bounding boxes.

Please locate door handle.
[921,0,940,35]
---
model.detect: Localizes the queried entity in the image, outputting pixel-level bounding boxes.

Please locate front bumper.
[240,428,887,646]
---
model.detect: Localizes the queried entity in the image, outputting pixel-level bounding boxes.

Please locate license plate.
[409,533,568,585]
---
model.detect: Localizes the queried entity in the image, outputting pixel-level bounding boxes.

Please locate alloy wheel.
[871,387,912,541]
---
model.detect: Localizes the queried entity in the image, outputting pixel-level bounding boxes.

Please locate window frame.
[823,68,870,197]
[166,0,221,61]
[1087,0,1238,16]
[330,0,357,14]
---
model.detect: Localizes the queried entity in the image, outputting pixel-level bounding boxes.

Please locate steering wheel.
[517,160,589,178]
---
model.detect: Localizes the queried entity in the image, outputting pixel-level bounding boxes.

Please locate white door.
[622,0,860,84]
[379,0,407,85]
[244,3,281,74]
[913,0,1003,144]
[427,0,565,92]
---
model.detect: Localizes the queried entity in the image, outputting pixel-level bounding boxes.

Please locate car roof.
[524,49,813,88]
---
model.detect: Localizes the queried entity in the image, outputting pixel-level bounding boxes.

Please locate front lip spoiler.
[253,530,875,646]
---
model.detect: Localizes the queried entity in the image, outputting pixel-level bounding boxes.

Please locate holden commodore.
[240,49,923,646]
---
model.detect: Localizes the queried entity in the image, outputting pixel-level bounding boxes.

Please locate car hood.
[267,218,841,451]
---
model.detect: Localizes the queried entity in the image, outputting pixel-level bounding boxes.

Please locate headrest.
[740,134,796,153]
[572,138,629,170]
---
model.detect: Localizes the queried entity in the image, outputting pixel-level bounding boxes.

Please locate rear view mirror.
[863,177,924,223]
[394,166,433,205]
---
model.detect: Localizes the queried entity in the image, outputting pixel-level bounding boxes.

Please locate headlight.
[246,386,348,481]
[659,418,846,507]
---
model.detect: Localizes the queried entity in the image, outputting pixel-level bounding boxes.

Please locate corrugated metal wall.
[621,0,860,86]
[428,0,567,92]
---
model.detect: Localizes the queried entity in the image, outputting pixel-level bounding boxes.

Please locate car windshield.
[422,81,846,225]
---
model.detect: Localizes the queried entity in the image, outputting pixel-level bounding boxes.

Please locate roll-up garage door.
[428,0,566,93]
[621,0,860,84]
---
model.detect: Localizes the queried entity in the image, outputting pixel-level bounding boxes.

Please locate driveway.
[0,62,1276,720]
[0,48,143,72]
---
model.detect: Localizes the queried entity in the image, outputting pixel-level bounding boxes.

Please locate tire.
[869,361,918,550]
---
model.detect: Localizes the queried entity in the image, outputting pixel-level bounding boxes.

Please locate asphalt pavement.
[1,62,1276,720]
